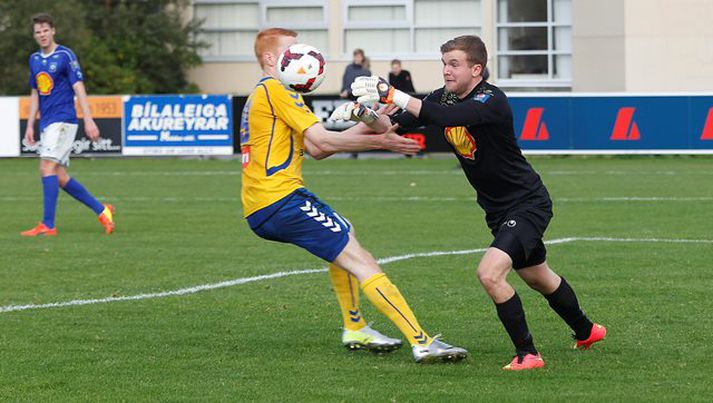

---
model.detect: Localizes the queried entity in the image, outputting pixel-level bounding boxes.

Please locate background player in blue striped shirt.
[21,13,114,236]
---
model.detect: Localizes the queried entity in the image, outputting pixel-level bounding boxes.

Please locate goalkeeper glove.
[351,76,411,109]
[328,102,379,124]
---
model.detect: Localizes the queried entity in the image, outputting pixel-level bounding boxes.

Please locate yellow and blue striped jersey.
[240,77,320,217]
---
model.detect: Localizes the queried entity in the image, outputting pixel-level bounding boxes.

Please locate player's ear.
[262,52,275,68]
[471,63,483,78]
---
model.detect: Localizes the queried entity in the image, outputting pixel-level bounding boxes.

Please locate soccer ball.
[277,44,326,93]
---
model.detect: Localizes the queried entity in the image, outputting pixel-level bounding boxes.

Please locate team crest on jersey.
[36,71,54,95]
[473,89,493,103]
[444,126,477,159]
[49,62,58,73]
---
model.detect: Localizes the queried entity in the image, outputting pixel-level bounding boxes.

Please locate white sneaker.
[342,324,403,353]
[411,335,468,364]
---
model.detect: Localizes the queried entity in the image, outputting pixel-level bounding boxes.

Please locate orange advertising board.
[19,96,123,120]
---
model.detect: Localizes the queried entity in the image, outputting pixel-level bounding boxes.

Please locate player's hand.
[329,102,378,124]
[24,126,36,146]
[380,124,420,155]
[329,102,358,122]
[351,76,411,109]
[381,104,401,116]
[84,118,100,141]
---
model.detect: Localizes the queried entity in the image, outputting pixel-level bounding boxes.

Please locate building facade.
[188,0,713,95]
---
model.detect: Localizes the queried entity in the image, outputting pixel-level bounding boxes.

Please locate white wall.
[572,0,626,92]
[624,0,713,92]
[0,97,20,157]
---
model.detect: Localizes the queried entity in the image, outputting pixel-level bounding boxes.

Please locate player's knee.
[335,241,381,281]
[476,267,503,290]
[39,161,57,176]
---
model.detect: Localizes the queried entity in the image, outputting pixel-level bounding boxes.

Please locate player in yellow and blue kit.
[21,13,114,236]
[241,28,468,363]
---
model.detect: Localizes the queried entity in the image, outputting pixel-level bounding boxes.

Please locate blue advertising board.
[299,93,713,154]
[123,95,233,155]
[510,94,713,153]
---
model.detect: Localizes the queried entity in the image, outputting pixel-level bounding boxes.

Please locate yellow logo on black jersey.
[444,126,477,159]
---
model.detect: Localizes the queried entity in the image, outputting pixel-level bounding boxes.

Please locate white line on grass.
[6,169,713,177]
[2,236,712,314]
[555,197,713,202]
[0,269,325,313]
[2,196,713,203]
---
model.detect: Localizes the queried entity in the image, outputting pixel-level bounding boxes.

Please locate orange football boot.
[98,204,115,234]
[503,353,545,371]
[21,222,57,237]
[574,323,607,350]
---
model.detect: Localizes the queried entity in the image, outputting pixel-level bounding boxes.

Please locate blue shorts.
[246,188,352,262]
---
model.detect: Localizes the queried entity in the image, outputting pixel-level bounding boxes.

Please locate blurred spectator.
[388,59,415,93]
[363,56,371,72]
[340,48,371,99]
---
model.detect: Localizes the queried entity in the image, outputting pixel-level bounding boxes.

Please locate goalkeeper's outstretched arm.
[351,75,506,127]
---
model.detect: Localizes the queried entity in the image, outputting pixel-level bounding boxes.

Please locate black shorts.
[486,190,553,270]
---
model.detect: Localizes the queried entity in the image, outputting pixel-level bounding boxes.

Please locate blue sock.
[42,175,59,229]
[62,178,105,215]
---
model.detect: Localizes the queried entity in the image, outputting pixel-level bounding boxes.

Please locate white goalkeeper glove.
[350,76,411,109]
[328,102,379,124]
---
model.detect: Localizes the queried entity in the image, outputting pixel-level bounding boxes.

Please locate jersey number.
[241,146,250,168]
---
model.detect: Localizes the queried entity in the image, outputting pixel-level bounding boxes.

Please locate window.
[496,0,571,85]
[342,0,482,58]
[194,0,328,61]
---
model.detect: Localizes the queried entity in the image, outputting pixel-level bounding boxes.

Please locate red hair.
[254,28,298,68]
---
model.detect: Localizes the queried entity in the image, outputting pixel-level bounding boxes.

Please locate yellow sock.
[329,264,366,331]
[361,273,430,346]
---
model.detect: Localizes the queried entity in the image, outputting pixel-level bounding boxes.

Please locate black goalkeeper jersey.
[395,80,547,216]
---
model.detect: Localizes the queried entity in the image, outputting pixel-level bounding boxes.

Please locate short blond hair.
[254,28,298,68]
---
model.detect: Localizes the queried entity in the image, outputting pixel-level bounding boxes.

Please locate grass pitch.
[1,156,712,401]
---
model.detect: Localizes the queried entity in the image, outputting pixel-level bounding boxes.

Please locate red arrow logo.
[701,107,713,140]
[519,108,549,141]
[610,107,640,140]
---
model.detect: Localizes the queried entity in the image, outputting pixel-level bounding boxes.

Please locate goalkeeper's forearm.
[403,97,422,120]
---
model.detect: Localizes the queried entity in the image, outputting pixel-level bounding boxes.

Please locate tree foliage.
[0,0,205,95]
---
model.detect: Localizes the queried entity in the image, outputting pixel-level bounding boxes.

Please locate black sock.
[544,277,594,340]
[495,293,537,356]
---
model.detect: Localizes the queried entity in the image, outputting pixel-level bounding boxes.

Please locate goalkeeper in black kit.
[331,35,606,370]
